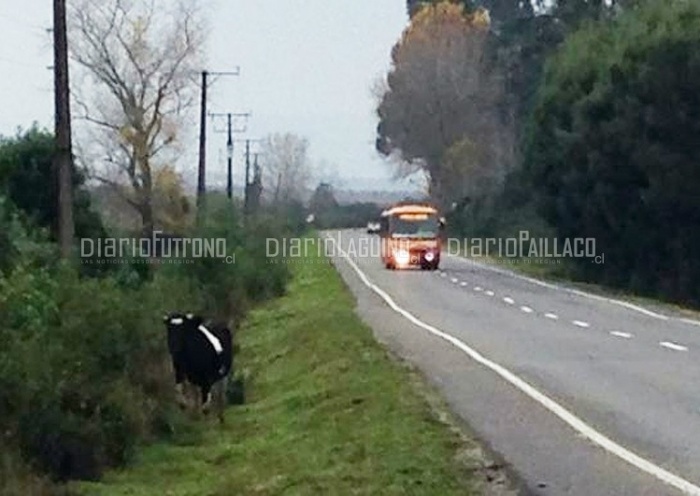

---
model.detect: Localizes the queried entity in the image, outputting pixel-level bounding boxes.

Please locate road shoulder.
[70,237,512,495]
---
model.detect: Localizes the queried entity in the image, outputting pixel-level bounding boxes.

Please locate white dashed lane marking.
[660,341,688,352]
[332,239,700,494]
[611,331,633,339]
[441,272,695,359]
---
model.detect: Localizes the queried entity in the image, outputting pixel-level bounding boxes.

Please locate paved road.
[324,229,700,496]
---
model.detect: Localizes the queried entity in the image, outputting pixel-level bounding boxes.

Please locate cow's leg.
[200,384,213,414]
[215,376,227,425]
[175,383,187,408]
[173,364,188,409]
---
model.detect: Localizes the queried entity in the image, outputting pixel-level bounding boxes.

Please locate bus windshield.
[389,215,439,238]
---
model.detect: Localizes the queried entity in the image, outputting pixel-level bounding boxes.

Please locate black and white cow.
[163,312,233,420]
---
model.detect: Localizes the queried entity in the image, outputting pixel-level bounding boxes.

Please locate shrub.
[0,197,293,491]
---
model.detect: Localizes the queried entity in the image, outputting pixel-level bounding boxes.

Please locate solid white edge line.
[679,318,700,328]
[660,342,688,352]
[328,235,700,495]
[448,254,672,321]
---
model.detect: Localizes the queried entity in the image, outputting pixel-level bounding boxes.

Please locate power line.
[210,111,251,200]
[196,68,240,224]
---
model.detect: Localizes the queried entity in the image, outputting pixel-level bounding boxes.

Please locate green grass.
[69,239,488,496]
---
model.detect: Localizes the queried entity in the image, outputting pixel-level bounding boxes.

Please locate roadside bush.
[0,197,58,276]
[0,126,106,241]
[0,264,189,484]
[169,200,291,322]
[0,195,294,491]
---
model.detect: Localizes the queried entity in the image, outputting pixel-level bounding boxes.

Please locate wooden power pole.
[196,69,240,224]
[196,70,208,224]
[54,0,75,258]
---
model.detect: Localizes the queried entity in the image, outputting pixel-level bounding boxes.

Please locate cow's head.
[163,312,190,353]
[163,312,188,327]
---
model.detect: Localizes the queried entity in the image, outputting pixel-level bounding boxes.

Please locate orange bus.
[379,202,444,270]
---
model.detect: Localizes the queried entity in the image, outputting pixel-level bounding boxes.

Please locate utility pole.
[54,0,74,259]
[245,139,251,190]
[244,139,250,213]
[226,113,232,199]
[250,153,263,213]
[196,68,240,224]
[210,112,250,200]
[196,70,207,222]
[242,138,263,215]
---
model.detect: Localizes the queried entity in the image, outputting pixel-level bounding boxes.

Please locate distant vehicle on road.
[379,202,444,270]
[366,221,381,234]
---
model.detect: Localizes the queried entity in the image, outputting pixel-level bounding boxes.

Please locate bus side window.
[379,217,389,236]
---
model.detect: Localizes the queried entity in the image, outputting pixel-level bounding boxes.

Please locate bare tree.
[69,0,205,237]
[376,3,514,208]
[260,133,313,206]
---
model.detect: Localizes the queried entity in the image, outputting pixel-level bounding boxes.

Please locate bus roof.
[381,203,438,217]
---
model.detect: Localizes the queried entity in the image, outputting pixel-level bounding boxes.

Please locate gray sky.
[0,0,422,192]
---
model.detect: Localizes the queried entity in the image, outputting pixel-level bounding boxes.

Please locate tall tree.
[260,133,312,206]
[68,0,204,238]
[0,127,105,240]
[404,0,624,143]
[522,0,700,304]
[377,2,512,207]
[309,182,338,213]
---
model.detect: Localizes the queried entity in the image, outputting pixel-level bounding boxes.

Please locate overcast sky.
[0,0,422,192]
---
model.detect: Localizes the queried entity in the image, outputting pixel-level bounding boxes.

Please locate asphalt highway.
[325,229,700,496]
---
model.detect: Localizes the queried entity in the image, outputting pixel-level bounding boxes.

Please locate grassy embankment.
[71,238,499,495]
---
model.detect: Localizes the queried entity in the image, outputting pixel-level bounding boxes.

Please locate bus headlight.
[393,249,410,265]
[424,251,435,262]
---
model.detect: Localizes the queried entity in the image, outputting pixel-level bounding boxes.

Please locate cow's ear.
[185,313,194,320]
[163,314,169,322]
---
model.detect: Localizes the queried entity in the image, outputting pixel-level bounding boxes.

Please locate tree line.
[376,0,700,306]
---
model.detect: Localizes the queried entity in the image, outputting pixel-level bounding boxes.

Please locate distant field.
[71,237,499,496]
